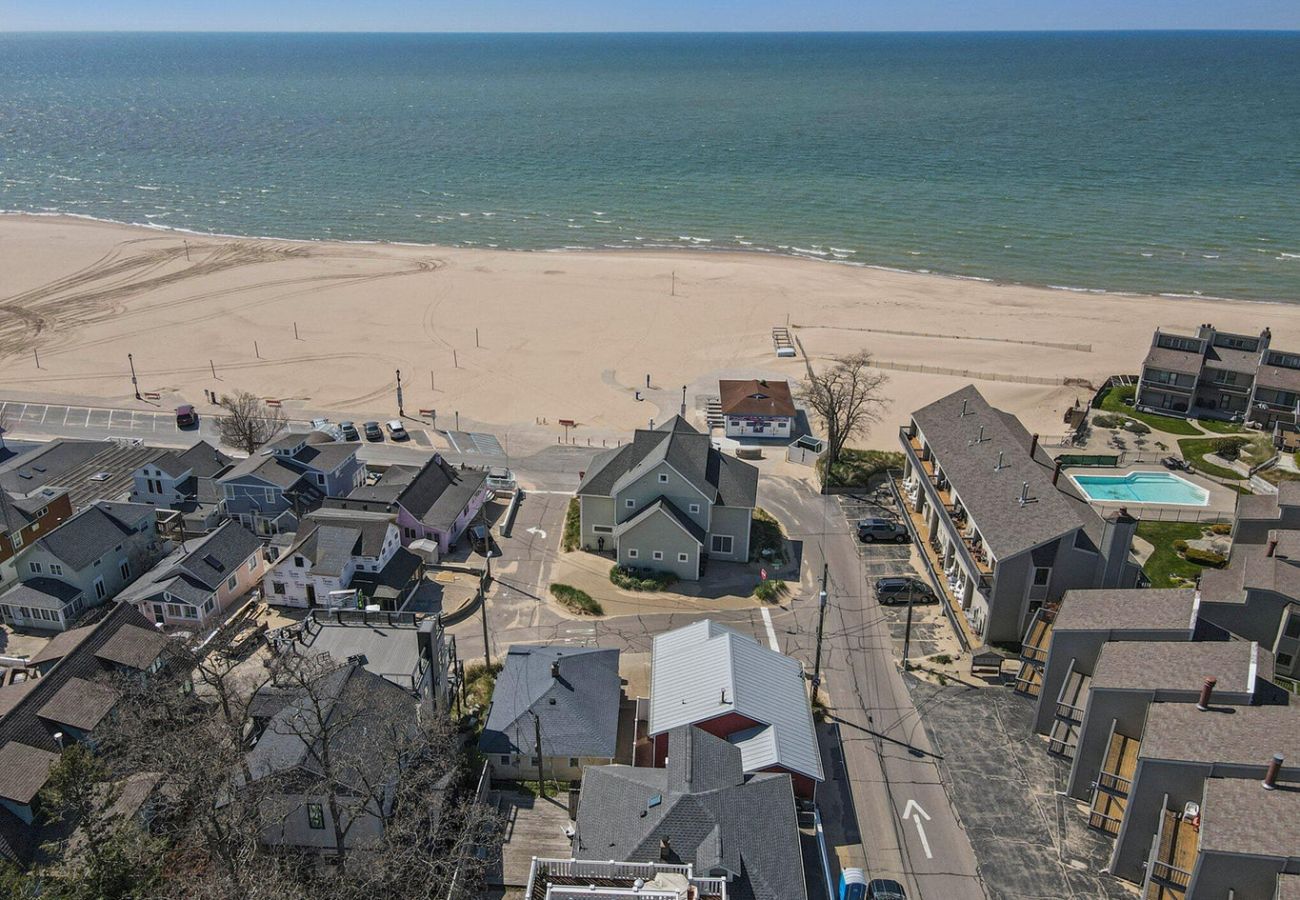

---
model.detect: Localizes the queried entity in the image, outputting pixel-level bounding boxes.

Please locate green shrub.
[1209,523,1232,535]
[1092,413,1124,429]
[464,661,503,712]
[1172,539,1189,553]
[753,579,788,603]
[549,583,604,616]
[561,497,581,552]
[931,653,954,666]
[1183,547,1227,568]
[818,448,905,488]
[609,565,678,592]
[1212,436,1250,460]
[1124,420,1151,435]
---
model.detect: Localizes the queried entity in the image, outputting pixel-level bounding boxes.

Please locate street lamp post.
[128,353,141,400]
[395,368,404,417]
[811,563,829,695]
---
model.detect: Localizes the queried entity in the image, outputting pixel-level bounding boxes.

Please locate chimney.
[1268,537,1279,558]
[1029,433,1039,458]
[659,837,672,861]
[551,660,561,680]
[1262,753,1284,790]
[1052,460,1063,486]
[1197,677,1217,711]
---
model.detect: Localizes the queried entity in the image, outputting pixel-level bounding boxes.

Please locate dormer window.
[658,473,669,484]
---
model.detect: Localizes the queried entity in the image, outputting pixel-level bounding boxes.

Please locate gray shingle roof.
[0,578,83,611]
[1053,588,1199,634]
[36,676,120,732]
[479,645,621,759]
[0,742,59,805]
[577,418,757,510]
[574,726,807,900]
[649,620,823,783]
[33,501,151,571]
[1091,640,1270,692]
[93,623,170,671]
[1198,541,1300,604]
[150,440,232,480]
[1140,703,1300,765]
[910,385,1100,559]
[0,440,113,494]
[1142,344,1204,376]
[1199,776,1300,858]
[221,453,304,488]
[346,456,486,532]
[304,508,393,557]
[119,520,261,608]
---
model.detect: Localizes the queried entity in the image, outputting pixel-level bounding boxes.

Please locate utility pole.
[479,501,493,668]
[811,563,829,695]
[902,583,915,671]
[671,270,676,296]
[128,353,141,400]
[395,368,404,417]
[530,711,546,797]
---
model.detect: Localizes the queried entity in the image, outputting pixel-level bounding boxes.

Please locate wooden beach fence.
[264,398,283,408]
[142,391,161,401]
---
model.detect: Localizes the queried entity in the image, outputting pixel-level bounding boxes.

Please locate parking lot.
[838,490,952,663]
[0,401,188,436]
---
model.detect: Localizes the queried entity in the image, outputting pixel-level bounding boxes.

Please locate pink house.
[329,454,490,554]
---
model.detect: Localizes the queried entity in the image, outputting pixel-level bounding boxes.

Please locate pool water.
[1072,472,1209,506]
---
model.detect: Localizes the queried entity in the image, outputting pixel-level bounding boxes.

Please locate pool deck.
[1061,464,1237,522]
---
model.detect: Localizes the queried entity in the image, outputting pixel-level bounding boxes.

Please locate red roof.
[719,379,796,418]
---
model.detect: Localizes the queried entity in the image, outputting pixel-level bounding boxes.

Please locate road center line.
[760,606,779,652]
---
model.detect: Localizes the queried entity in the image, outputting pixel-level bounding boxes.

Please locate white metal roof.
[648,619,824,783]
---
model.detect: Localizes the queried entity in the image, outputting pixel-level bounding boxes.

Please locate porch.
[1088,727,1140,835]
[1047,664,1090,758]
[1013,608,1054,698]
[1142,805,1198,900]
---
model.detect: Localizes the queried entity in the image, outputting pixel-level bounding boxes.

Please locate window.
[29,562,42,575]
[530,757,540,767]
[689,503,700,514]
[652,551,663,561]
[711,535,733,554]
[119,560,130,580]
[627,549,639,559]
[658,473,669,484]
[294,556,306,568]
[569,757,580,768]
[227,575,238,591]
[500,755,510,766]
[315,473,326,486]
[678,553,689,563]
[49,563,63,577]
[1032,567,1051,587]
[272,582,286,595]
[625,499,635,508]
[1276,652,1293,670]
[1285,615,1300,640]
[94,577,106,600]
[203,597,215,613]
[307,803,325,830]
[248,555,257,571]
[10,534,21,550]
[593,525,613,534]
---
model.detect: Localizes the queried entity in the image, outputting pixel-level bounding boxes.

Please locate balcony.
[1144,808,1198,900]
[1013,608,1054,698]
[1013,660,1043,697]
[1054,667,1091,725]
[527,859,728,900]
[1089,729,1141,835]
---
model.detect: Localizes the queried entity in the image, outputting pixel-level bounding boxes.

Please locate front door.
[306,584,316,608]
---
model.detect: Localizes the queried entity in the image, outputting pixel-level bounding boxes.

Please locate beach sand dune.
[2,215,1296,451]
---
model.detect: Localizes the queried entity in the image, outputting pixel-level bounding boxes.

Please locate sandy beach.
[1,214,1296,453]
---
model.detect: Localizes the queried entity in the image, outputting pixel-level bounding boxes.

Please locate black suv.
[874,576,936,606]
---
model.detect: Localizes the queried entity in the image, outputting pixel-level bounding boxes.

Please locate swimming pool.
[1071,472,1209,506]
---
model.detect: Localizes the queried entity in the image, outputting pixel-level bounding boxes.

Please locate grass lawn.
[750,507,785,563]
[463,661,503,714]
[1177,437,1247,480]
[549,583,604,615]
[1136,521,1215,587]
[1196,418,1245,434]
[1096,385,1200,436]
[561,497,580,551]
[818,448,905,488]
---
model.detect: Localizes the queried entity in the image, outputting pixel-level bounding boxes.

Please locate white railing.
[527,858,728,899]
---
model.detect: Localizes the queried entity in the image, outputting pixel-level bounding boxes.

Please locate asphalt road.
[758,472,987,900]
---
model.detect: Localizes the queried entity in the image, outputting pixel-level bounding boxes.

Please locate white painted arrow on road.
[902,799,933,859]
[525,527,548,539]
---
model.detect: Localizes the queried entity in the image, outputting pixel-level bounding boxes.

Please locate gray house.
[1062,640,1285,804]
[0,501,160,632]
[1197,532,1300,680]
[1232,482,1300,545]
[479,645,623,783]
[573,725,807,900]
[1019,588,1202,735]
[576,417,758,581]
[899,385,1143,645]
[219,433,363,537]
[1107,702,1300,897]
[130,440,233,533]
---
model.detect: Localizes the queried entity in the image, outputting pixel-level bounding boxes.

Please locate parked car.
[386,419,409,441]
[874,576,936,606]
[486,466,516,493]
[1162,456,1190,471]
[363,421,383,442]
[858,517,909,543]
[310,417,343,441]
[339,421,359,442]
[175,404,198,428]
[468,524,490,554]
[866,879,907,900]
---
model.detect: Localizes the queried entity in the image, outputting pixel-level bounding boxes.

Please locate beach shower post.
[128,353,140,400]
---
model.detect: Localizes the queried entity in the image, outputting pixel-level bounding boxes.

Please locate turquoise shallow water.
[1,32,1297,300]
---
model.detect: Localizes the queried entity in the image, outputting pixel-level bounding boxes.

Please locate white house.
[719,379,796,439]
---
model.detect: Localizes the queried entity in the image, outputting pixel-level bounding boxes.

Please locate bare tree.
[797,351,890,483]
[216,391,287,454]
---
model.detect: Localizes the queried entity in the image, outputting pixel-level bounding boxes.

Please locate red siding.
[759,765,817,801]
[650,711,761,767]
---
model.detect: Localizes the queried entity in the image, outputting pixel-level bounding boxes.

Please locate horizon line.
[3,27,1299,35]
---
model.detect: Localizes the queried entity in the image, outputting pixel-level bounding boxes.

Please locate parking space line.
[16,404,27,422]
[39,406,48,424]
[83,408,91,426]
[446,431,462,452]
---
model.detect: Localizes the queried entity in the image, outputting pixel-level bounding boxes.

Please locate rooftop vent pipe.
[1262,753,1284,790]
[994,450,1004,471]
[1197,676,1217,711]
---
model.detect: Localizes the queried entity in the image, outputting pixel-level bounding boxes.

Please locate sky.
[2,0,1298,32]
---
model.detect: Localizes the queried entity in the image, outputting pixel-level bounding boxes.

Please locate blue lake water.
[1,32,1297,300]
